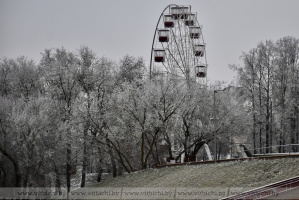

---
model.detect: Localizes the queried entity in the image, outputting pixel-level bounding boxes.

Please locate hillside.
[65,157,299,199]
[93,157,299,188]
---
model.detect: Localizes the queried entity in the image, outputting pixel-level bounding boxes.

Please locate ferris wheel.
[150,5,207,84]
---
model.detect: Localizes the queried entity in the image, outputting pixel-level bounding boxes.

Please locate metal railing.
[222,175,299,200]
[247,144,299,155]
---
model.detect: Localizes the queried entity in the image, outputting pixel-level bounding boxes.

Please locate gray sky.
[1,0,299,83]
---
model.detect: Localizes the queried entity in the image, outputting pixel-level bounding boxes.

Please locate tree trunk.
[117,162,123,176]
[106,137,117,177]
[291,117,296,152]
[296,107,299,152]
[23,166,30,187]
[81,123,89,188]
[165,133,173,160]
[259,121,262,154]
[266,115,270,153]
[184,143,188,162]
[280,107,286,153]
[0,167,6,187]
[154,141,161,165]
[266,80,271,153]
[259,74,263,154]
[111,156,117,177]
[66,113,72,193]
[183,124,190,162]
[251,67,257,154]
[141,131,145,169]
[143,128,159,168]
[96,144,103,182]
[252,103,257,154]
[265,52,272,154]
[279,119,283,153]
[97,165,102,182]
[53,162,62,194]
[66,143,71,193]
[0,146,22,187]
[270,101,273,153]
[193,141,206,158]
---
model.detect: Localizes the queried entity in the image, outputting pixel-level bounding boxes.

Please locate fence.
[246,144,299,155]
[221,175,299,200]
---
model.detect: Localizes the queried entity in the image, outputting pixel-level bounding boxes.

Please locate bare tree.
[40,48,80,193]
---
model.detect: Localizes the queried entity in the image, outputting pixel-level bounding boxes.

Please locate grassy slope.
[92,157,299,188]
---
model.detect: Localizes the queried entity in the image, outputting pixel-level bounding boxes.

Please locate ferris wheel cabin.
[195,65,206,78]
[164,15,174,28]
[194,44,205,57]
[154,49,166,62]
[158,30,170,42]
[185,13,195,26]
[190,27,201,39]
[170,6,189,20]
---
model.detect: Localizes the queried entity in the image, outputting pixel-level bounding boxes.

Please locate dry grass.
[92,157,299,188]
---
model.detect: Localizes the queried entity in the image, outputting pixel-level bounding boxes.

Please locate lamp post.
[213,88,226,163]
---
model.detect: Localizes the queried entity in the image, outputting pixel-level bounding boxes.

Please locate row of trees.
[0,46,246,191]
[231,36,299,153]
[0,36,298,192]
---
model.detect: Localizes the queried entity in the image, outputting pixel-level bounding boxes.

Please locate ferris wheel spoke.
[177,19,188,73]
[169,29,188,76]
[166,48,185,76]
[161,42,179,75]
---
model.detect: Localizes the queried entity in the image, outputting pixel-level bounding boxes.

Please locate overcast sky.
[1,0,299,83]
